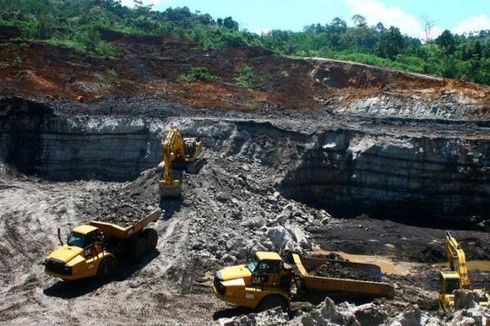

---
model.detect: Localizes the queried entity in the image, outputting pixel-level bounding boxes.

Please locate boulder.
[385,306,422,326]
[285,221,311,249]
[267,226,295,251]
[218,307,289,326]
[292,297,360,326]
[454,289,480,310]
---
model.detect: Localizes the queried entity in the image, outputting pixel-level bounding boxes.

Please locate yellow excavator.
[159,127,202,198]
[439,231,490,310]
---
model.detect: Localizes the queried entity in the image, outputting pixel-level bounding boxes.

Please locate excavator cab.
[440,271,461,294]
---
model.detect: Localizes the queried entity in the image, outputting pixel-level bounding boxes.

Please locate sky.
[121,0,490,39]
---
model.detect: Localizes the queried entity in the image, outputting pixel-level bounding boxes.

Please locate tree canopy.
[1,0,489,85]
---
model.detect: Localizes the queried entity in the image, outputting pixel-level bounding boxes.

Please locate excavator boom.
[445,231,470,289]
[159,127,202,198]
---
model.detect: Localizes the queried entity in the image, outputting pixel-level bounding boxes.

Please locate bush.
[178,67,218,83]
[234,65,254,89]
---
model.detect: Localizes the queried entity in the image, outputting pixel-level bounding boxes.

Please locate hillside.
[1,1,490,86]
[1,34,489,120]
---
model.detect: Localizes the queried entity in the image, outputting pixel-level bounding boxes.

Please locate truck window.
[268,261,280,274]
[85,231,99,246]
[446,278,460,293]
[258,261,279,274]
[67,232,86,248]
[246,258,259,273]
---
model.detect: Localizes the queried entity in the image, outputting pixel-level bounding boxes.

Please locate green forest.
[1,0,490,85]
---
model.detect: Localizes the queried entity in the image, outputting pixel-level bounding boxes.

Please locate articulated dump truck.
[42,210,160,281]
[213,251,395,311]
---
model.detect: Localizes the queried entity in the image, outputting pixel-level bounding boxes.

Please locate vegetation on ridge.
[1,0,489,85]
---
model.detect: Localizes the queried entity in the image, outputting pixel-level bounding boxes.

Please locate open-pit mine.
[0,34,489,325]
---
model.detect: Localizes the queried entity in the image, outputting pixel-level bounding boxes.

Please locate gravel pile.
[310,261,378,282]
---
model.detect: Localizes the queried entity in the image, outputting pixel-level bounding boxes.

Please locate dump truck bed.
[89,210,160,239]
[293,254,395,299]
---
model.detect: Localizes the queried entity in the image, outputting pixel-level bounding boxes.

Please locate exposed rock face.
[280,129,490,226]
[0,98,162,181]
[1,97,488,225]
[311,59,490,121]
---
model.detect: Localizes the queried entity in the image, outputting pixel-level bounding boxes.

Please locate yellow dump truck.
[43,211,160,281]
[213,251,395,311]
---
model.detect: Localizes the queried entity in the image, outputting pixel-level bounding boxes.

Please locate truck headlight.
[214,272,225,295]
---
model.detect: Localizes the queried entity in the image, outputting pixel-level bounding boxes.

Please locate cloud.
[343,0,442,39]
[453,15,490,35]
[120,0,170,8]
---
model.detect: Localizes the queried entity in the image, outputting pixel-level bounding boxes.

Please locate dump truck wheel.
[97,256,116,281]
[142,228,158,251]
[127,236,147,260]
[257,295,288,312]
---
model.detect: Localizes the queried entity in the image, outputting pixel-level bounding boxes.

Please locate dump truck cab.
[68,225,103,249]
[44,225,112,281]
[213,251,293,310]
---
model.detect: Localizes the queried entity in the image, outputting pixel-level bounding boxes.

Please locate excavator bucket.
[159,180,182,198]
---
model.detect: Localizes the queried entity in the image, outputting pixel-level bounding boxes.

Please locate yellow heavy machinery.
[42,211,159,281]
[439,231,490,310]
[213,251,395,311]
[159,127,202,198]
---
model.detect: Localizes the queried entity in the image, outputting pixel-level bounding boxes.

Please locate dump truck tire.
[97,256,116,281]
[257,295,288,312]
[143,228,158,251]
[126,236,147,260]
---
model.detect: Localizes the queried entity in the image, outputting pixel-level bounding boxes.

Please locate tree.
[330,17,347,34]
[222,16,239,31]
[352,14,367,27]
[340,26,378,50]
[422,17,435,43]
[473,41,482,60]
[435,30,457,77]
[375,22,386,34]
[375,26,404,59]
[325,17,347,48]
[436,30,456,55]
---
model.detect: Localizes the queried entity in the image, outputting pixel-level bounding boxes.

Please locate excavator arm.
[159,127,202,197]
[445,231,470,289]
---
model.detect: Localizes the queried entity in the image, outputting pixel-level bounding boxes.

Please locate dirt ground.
[1,134,489,325]
[0,36,489,325]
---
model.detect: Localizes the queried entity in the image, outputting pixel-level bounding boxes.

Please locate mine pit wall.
[0,99,241,182]
[280,130,490,226]
[1,98,489,225]
[0,99,163,181]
